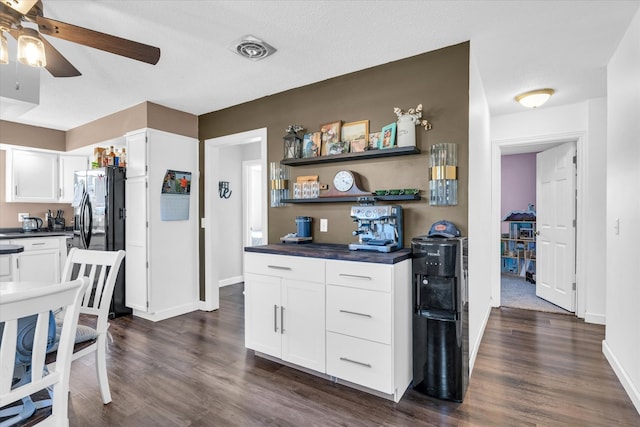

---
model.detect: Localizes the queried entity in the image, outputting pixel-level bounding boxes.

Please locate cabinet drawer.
[326,332,392,394]
[326,260,392,292]
[244,253,324,283]
[326,285,391,344]
[11,238,60,251]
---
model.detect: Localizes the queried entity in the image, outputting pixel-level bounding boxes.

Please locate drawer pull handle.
[268,265,292,271]
[338,273,372,280]
[339,309,372,318]
[339,357,371,368]
[31,243,46,246]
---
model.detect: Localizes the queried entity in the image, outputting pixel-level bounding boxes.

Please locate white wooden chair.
[0,278,89,427]
[58,248,125,405]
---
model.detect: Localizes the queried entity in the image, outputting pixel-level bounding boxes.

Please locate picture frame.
[341,120,369,151]
[368,132,381,150]
[320,121,341,155]
[326,140,350,155]
[302,132,322,158]
[380,123,397,149]
[350,139,367,153]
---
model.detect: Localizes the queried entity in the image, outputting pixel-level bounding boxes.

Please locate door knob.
[535,230,541,236]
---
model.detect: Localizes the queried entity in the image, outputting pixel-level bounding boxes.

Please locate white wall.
[467,47,493,373]
[491,99,607,322]
[217,145,243,283]
[603,8,640,414]
[216,142,262,286]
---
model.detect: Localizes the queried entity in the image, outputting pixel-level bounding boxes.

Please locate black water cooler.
[411,236,468,402]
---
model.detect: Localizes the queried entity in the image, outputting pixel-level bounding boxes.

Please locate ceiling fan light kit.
[17,27,46,67]
[0,0,161,77]
[0,32,8,64]
[515,88,555,108]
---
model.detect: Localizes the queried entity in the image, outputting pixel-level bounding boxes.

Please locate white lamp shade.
[515,89,554,108]
[17,29,46,67]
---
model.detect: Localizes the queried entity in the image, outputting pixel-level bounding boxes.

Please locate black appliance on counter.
[411,236,468,402]
[71,166,131,317]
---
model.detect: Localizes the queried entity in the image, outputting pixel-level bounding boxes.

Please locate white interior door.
[536,142,576,311]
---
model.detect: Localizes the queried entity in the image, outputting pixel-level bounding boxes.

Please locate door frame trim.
[203,128,268,311]
[491,131,586,318]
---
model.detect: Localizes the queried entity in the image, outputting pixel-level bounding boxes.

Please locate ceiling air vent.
[233,36,276,61]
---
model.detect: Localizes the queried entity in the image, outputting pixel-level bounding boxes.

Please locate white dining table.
[0,281,60,302]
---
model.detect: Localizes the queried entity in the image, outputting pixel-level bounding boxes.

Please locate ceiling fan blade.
[36,15,161,65]
[40,36,82,77]
[7,27,81,77]
[4,0,38,15]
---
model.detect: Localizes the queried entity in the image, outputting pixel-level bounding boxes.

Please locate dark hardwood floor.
[63,283,638,426]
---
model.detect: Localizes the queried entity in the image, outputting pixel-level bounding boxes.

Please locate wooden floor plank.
[56,284,639,426]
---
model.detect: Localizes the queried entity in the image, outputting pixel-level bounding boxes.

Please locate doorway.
[243,159,264,247]
[492,132,586,318]
[203,128,268,311]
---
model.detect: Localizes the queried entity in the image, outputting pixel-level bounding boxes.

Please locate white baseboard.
[219,275,243,288]
[198,300,218,311]
[603,339,640,415]
[584,312,606,325]
[469,302,492,375]
[132,302,199,322]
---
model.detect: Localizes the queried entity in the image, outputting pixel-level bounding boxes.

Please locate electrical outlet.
[18,213,29,222]
[320,218,328,232]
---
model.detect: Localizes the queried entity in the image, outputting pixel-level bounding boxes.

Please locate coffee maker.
[348,199,403,253]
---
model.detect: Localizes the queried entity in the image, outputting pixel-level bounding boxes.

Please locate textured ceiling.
[1,0,638,131]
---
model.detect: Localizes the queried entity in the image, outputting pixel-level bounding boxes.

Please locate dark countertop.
[0,244,25,254]
[244,243,412,265]
[0,229,73,240]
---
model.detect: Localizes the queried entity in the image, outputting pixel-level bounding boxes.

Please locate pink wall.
[501,153,536,233]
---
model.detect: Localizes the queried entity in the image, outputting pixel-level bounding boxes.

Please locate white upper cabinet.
[5,148,87,203]
[59,154,88,203]
[6,149,58,203]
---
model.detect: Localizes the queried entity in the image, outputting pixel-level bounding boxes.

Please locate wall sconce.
[283,124,304,159]
[515,88,554,108]
[270,162,290,207]
[429,143,458,206]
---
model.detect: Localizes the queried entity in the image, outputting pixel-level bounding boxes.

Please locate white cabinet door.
[125,175,149,312]
[126,130,147,178]
[7,149,58,202]
[245,273,281,358]
[282,279,325,372]
[16,249,60,283]
[58,154,88,202]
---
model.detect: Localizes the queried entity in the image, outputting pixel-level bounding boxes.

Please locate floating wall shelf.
[282,194,422,204]
[280,146,420,166]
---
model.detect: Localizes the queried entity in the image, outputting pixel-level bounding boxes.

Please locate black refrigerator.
[411,236,468,402]
[72,166,131,317]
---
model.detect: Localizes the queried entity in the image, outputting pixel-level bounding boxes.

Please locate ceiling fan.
[0,0,160,77]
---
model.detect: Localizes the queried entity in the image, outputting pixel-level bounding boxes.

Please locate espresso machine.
[348,200,403,253]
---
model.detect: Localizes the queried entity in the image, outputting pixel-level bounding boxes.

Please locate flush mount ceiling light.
[515,88,555,108]
[233,35,276,61]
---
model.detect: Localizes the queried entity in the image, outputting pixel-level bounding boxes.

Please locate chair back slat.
[0,319,18,395]
[29,311,50,383]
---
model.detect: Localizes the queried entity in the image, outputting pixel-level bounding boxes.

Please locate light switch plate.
[320,218,328,232]
[18,213,29,222]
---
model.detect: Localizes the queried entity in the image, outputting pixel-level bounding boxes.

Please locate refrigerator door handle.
[79,192,93,249]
